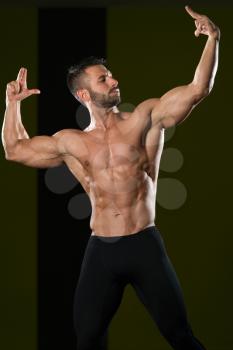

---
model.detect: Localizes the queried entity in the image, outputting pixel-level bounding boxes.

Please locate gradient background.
[0,1,232,350]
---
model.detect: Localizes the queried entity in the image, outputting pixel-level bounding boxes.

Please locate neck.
[87,104,120,130]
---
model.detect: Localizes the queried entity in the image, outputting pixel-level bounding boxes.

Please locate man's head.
[67,56,121,108]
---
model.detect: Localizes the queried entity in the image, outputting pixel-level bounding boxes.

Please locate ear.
[76,88,90,104]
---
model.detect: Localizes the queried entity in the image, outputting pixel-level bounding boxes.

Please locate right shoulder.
[52,128,87,157]
[52,128,81,138]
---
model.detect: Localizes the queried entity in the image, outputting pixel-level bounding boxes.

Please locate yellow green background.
[0,5,232,350]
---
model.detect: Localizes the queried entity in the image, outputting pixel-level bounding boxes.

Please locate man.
[2,5,219,350]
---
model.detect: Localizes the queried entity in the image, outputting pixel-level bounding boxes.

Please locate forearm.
[1,101,29,157]
[193,34,220,93]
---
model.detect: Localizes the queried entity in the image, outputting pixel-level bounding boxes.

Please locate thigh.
[73,238,125,339]
[131,231,189,336]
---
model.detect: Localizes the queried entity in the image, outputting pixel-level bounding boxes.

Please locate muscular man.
[2,6,219,350]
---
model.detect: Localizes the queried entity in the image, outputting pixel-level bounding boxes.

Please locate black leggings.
[73,225,206,350]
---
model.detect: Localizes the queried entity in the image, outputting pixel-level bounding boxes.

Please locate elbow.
[192,84,211,103]
[197,85,211,98]
[3,140,23,162]
[191,80,214,100]
[200,87,211,98]
[2,139,16,160]
[4,148,18,162]
[202,86,212,97]
[5,152,16,161]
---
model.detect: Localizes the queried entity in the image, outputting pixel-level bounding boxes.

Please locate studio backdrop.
[0,3,232,350]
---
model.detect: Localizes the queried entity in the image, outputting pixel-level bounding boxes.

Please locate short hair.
[66,56,107,102]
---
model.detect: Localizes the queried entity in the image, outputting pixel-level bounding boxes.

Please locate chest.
[85,129,146,171]
[67,118,164,174]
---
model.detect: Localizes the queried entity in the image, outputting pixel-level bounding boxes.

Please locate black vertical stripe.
[38,8,107,350]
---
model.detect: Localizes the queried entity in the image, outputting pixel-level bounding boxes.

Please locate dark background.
[38,8,107,350]
[0,1,232,350]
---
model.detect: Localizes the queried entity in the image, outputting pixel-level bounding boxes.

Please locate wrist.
[209,28,221,41]
[6,99,21,108]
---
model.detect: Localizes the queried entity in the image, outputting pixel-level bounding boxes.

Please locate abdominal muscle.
[89,170,156,236]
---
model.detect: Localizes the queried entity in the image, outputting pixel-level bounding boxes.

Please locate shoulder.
[131,98,161,123]
[130,98,161,127]
[52,128,84,144]
[134,98,160,115]
[52,128,84,155]
[52,128,81,138]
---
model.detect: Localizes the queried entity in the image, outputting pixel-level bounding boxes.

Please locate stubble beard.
[88,88,121,108]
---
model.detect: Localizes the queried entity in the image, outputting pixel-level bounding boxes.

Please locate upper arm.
[155,82,208,128]
[137,82,208,130]
[7,130,66,168]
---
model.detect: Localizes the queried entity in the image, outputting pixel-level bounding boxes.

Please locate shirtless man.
[2,6,219,350]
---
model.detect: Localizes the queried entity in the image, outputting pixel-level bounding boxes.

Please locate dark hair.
[66,56,107,101]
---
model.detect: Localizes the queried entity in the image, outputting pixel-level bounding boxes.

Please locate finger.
[194,22,202,36]
[17,67,28,89]
[185,5,201,19]
[16,89,40,101]
[7,81,20,93]
[22,68,28,89]
[27,88,41,95]
[16,67,25,82]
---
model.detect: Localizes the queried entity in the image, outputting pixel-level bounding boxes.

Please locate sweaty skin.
[1,6,220,237]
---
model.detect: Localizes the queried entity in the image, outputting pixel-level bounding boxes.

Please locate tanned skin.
[2,6,220,236]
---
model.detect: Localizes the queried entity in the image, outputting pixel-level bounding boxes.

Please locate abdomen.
[89,171,156,236]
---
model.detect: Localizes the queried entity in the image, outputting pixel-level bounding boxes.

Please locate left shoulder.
[118,98,160,120]
[132,98,162,127]
[135,98,160,115]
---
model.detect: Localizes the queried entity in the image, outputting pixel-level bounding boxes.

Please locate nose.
[110,77,118,88]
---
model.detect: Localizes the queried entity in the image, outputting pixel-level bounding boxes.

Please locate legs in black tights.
[73,225,206,350]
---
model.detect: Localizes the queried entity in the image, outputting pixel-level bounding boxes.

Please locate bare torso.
[61,110,164,236]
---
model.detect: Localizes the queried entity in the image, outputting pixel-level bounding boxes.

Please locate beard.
[88,88,121,108]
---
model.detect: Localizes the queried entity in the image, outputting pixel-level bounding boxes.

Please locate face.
[81,65,121,108]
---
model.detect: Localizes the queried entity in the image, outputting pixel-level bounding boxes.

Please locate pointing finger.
[185,5,201,19]
[23,68,28,88]
[16,67,25,82]
[17,67,27,88]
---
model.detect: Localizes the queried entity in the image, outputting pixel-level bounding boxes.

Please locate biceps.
[154,83,205,128]
[9,135,63,168]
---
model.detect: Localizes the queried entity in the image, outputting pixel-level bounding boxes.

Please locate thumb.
[29,88,40,94]
[17,88,41,101]
[27,88,41,96]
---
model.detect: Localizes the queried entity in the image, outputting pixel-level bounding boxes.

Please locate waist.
[90,205,156,237]
[91,223,156,239]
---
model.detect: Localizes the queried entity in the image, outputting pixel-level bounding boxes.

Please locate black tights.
[73,225,206,350]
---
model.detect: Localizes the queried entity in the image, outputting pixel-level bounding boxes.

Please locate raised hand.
[185,5,220,40]
[6,67,40,104]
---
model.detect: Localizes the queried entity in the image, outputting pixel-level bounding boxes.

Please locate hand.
[185,5,220,40]
[6,67,40,104]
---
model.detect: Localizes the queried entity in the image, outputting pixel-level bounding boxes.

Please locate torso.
[60,109,164,236]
